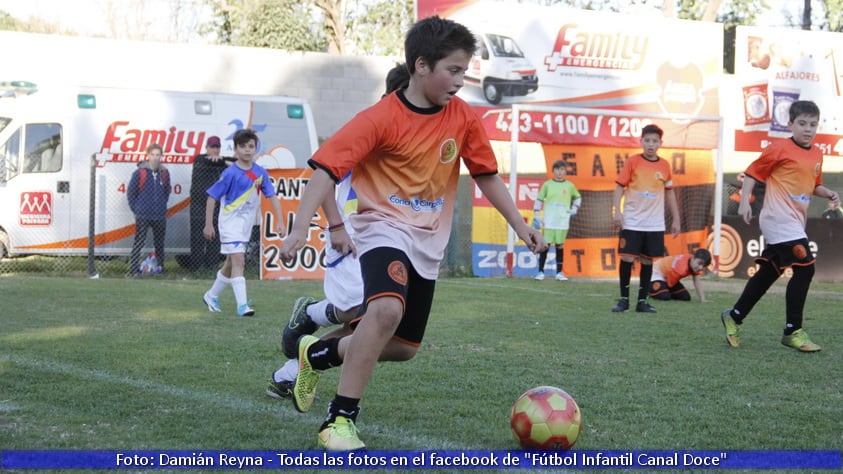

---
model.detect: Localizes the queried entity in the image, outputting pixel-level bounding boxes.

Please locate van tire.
[0,229,9,259]
[483,81,502,105]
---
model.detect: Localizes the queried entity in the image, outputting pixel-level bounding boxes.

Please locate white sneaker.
[203,292,222,312]
[555,272,568,281]
[534,273,545,281]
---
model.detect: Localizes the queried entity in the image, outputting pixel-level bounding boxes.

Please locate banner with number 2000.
[260,168,327,280]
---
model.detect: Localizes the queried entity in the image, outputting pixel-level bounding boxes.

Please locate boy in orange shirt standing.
[280,16,546,450]
[721,100,839,352]
[611,124,681,313]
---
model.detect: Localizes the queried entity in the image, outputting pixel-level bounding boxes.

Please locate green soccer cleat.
[266,377,293,400]
[781,329,821,352]
[721,309,741,348]
[293,335,321,413]
[318,416,365,451]
[283,296,318,359]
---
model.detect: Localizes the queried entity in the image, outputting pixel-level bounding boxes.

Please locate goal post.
[503,103,725,277]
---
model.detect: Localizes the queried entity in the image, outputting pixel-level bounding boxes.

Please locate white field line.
[1,354,463,449]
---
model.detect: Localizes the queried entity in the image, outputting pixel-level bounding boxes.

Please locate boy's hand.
[329,227,357,258]
[738,201,753,224]
[670,220,681,237]
[203,225,215,240]
[275,220,286,238]
[521,227,548,254]
[532,217,542,230]
[613,213,624,230]
[829,191,840,207]
[280,228,307,262]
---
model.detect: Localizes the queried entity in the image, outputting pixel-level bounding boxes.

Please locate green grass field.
[1,274,841,471]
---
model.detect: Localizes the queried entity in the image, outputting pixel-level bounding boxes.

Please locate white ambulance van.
[0,81,318,261]
[465,33,539,105]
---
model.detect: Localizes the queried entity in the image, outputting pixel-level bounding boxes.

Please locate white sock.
[273,359,299,383]
[308,299,334,327]
[208,271,229,297]
[231,276,247,306]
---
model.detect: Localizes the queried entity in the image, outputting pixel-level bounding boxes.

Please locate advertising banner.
[260,168,327,280]
[733,26,843,155]
[709,216,843,281]
[417,1,722,135]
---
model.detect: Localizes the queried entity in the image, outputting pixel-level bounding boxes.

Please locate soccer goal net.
[473,104,724,278]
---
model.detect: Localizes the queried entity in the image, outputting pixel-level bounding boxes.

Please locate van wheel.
[0,229,9,259]
[483,82,502,105]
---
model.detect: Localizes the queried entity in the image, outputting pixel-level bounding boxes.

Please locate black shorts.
[649,280,690,301]
[618,229,665,260]
[351,247,436,347]
[757,238,815,274]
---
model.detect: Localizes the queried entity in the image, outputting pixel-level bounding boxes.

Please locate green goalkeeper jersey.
[536,179,581,230]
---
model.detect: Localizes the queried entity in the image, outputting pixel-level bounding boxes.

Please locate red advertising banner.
[260,168,327,280]
[477,107,720,150]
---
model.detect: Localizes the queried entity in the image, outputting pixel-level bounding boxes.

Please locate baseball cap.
[206,136,221,147]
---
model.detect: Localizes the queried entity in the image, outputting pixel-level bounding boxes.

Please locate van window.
[23,123,62,173]
[0,127,21,180]
[487,34,525,58]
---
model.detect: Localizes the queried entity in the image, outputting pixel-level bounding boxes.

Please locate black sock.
[619,260,633,299]
[538,250,548,273]
[555,246,564,273]
[320,394,361,430]
[784,264,814,335]
[733,261,779,324]
[638,263,653,301]
[325,303,340,325]
[306,338,342,370]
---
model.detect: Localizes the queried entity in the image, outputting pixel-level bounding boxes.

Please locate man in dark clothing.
[189,135,233,270]
[127,143,170,275]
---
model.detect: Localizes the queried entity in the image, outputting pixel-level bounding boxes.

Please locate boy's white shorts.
[323,253,364,313]
[220,242,248,254]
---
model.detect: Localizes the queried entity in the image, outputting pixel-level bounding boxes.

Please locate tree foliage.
[202,0,326,51]
[346,0,414,56]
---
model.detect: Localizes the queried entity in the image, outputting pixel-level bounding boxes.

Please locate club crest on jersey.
[439,138,458,164]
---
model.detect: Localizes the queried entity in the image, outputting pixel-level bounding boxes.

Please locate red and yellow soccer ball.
[510,386,582,450]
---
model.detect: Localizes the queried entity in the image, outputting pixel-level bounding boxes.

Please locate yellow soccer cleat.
[781,328,821,352]
[318,416,365,451]
[292,335,321,412]
[721,309,741,348]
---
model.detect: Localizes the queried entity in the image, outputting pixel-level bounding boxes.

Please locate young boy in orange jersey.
[648,248,711,302]
[279,17,546,450]
[721,100,839,352]
[611,124,681,313]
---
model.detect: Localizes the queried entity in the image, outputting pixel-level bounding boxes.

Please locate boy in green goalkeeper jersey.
[533,160,581,281]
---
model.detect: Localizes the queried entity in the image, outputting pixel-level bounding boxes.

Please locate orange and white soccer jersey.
[309,91,498,279]
[652,254,701,287]
[745,138,823,244]
[616,154,673,231]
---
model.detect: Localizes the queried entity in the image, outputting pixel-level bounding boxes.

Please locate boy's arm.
[280,168,335,261]
[814,185,841,206]
[268,196,286,238]
[692,274,707,303]
[321,192,355,258]
[475,174,546,253]
[203,196,217,239]
[612,184,625,228]
[666,188,681,237]
[738,176,758,224]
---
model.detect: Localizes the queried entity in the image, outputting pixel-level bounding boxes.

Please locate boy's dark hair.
[146,143,163,154]
[641,124,664,139]
[233,128,258,147]
[385,63,410,95]
[404,16,476,75]
[552,159,567,170]
[788,100,820,123]
[693,248,712,267]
